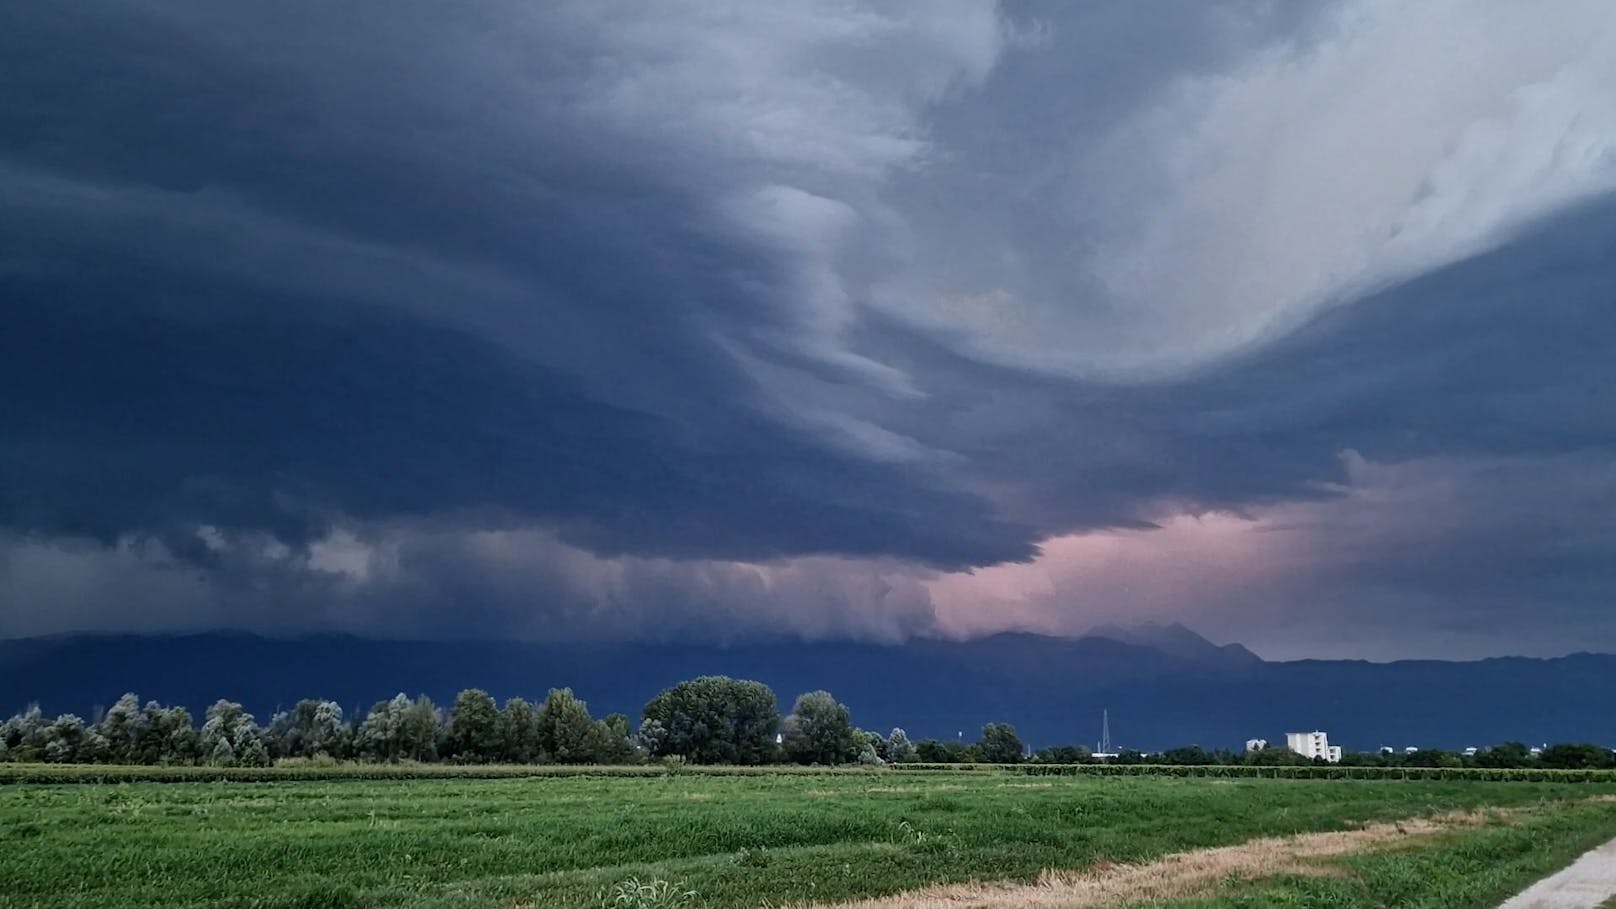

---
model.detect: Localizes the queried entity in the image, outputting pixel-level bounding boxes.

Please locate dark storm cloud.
[4,0,1616,655]
[0,0,1038,567]
[0,282,1030,567]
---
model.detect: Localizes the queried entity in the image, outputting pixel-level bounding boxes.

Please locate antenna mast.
[1099,708,1112,753]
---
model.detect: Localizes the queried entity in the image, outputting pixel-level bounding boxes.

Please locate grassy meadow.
[1164,796,1616,909]
[4,771,1615,908]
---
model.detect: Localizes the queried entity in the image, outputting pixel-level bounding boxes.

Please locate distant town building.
[1245,738,1268,753]
[1404,746,1419,755]
[1463,747,1478,758]
[1285,730,1342,763]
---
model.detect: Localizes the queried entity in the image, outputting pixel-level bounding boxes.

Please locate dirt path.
[1499,837,1616,909]
[797,810,1496,909]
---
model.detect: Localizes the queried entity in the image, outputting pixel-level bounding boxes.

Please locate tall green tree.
[96,693,147,763]
[357,694,441,762]
[1241,745,1311,767]
[536,688,597,763]
[267,700,348,760]
[199,700,269,767]
[0,705,46,762]
[446,689,503,763]
[640,676,779,765]
[781,690,858,766]
[400,695,442,762]
[137,702,198,765]
[42,714,88,763]
[500,697,542,763]
[886,728,915,763]
[1476,741,1534,769]
[1032,744,1091,764]
[590,713,640,765]
[1539,743,1613,770]
[978,723,1024,764]
[357,695,409,762]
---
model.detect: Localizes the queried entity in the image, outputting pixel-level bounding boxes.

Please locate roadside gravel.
[1500,838,1616,909]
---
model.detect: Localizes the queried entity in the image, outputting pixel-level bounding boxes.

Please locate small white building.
[1286,730,1342,763]
[1245,738,1268,753]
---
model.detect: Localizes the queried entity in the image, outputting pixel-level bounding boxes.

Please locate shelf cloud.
[4,0,1616,658]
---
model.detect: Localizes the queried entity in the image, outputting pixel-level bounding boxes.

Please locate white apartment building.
[1245,738,1268,753]
[1286,730,1343,763]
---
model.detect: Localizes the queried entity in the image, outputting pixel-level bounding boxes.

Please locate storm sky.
[4,0,1616,659]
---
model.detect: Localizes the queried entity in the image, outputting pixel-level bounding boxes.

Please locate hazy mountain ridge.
[2,626,1612,751]
[1083,621,1264,667]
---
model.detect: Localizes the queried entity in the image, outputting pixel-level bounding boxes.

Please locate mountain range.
[2,623,1611,751]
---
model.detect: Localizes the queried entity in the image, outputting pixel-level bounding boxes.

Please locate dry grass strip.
[797,810,1504,909]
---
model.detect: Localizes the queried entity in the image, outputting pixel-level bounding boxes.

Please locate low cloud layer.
[3,1,1616,658]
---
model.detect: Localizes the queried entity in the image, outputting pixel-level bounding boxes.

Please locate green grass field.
[1165,798,1616,909]
[4,771,1615,908]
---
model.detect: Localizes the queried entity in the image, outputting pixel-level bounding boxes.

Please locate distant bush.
[274,753,342,768]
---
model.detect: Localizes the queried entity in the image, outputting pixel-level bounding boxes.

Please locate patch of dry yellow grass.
[796,810,1504,909]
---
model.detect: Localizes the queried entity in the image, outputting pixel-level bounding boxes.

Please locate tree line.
[0,677,922,767]
[876,737,1614,772]
[4,675,1609,770]
[1023,741,1616,771]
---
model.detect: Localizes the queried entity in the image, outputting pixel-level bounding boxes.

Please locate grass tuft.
[600,878,701,909]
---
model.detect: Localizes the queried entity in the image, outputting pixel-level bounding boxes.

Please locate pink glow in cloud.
[925,510,1307,641]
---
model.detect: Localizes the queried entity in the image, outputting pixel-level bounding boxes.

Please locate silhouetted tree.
[137,702,198,765]
[1,705,46,763]
[268,700,348,760]
[1539,743,1613,770]
[640,676,779,765]
[1475,741,1534,769]
[1032,744,1092,764]
[886,728,915,763]
[782,691,859,766]
[200,700,269,767]
[589,713,640,764]
[1161,745,1213,766]
[1241,746,1311,767]
[500,697,541,763]
[447,689,503,763]
[42,714,89,763]
[978,723,1024,764]
[96,693,147,763]
[536,688,597,763]
[357,694,440,762]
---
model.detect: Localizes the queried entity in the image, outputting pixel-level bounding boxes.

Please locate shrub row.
[1012,763,1616,782]
[9,760,1616,784]
[0,762,896,784]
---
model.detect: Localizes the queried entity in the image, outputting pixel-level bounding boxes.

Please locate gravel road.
[1500,838,1616,908]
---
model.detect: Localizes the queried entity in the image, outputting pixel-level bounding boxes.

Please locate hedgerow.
[7,760,1615,784]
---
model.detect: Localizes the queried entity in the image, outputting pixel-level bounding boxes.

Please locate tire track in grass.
[796,810,1506,909]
